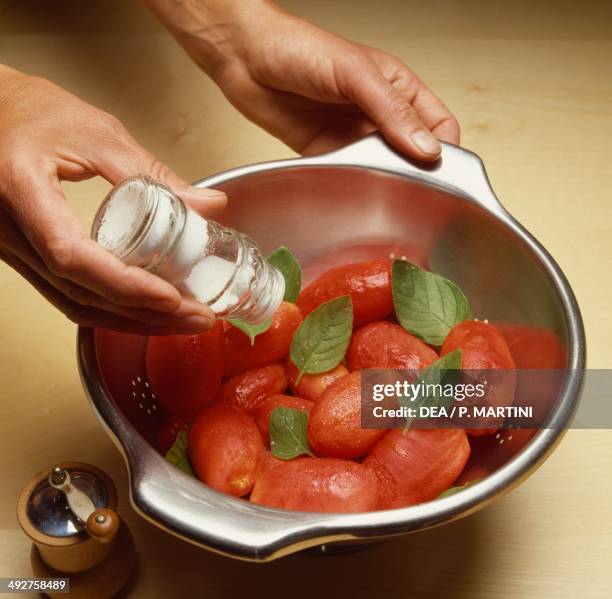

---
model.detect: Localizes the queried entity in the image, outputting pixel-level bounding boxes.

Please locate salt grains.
[184,254,236,305]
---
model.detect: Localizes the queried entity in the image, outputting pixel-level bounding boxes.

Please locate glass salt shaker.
[91,175,285,324]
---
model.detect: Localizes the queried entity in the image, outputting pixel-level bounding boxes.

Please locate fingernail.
[411,130,442,156]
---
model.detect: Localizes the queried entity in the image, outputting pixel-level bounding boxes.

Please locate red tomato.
[297,259,393,328]
[286,360,349,402]
[251,456,379,512]
[364,429,470,509]
[254,394,314,447]
[441,320,517,436]
[347,321,439,370]
[223,302,302,377]
[188,404,263,497]
[301,242,428,283]
[500,325,567,369]
[146,322,224,420]
[220,363,288,416]
[500,325,567,424]
[442,320,516,369]
[155,416,189,455]
[257,450,285,476]
[307,371,386,459]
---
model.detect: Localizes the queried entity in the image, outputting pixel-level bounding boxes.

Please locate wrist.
[142,0,281,78]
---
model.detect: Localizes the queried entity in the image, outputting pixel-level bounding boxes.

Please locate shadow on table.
[118,508,490,599]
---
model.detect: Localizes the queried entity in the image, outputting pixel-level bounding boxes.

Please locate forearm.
[141,0,278,77]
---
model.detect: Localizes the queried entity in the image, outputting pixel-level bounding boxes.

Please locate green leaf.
[400,348,463,430]
[392,260,471,346]
[229,318,272,346]
[268,246,302,303]
[438,479,481,498]
[290,295,353,384]
[165,431,194,476]
[269,406,314,460]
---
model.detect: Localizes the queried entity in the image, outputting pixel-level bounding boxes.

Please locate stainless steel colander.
[77,133,585,561]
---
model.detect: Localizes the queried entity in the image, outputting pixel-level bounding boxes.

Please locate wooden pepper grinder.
[17,462,136,598]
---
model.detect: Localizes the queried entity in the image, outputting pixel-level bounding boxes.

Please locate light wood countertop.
[1,1,611,597]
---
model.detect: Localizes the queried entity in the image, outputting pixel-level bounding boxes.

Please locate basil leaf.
[165,431,194,476]
[392,259,471,346]
[400,348,463,430]
[269,406,314,460]
[229,318,272,346]
[438,479,481,498]
[290,295,353,384]
[268,246,301,303]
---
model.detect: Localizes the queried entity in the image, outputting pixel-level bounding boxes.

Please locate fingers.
[336,55,443,161]
[299,111,377,156]
[1,248,214,335]
[392,77,460,146]
[430,117,460,146]
[0,78,223,332]
[0,207,216,329]
[92,119,227,217]
[3,175,187,312]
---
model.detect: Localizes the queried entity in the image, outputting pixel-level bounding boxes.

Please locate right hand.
[143,0,460,158]
[0,66,227,334]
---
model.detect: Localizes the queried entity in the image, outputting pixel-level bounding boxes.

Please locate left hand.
[144,0,460,159]
[0,66,225,334]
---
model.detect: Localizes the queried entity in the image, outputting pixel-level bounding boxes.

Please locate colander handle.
[196,132,504,218]
[311,132,505,215]
[128,442,376,561]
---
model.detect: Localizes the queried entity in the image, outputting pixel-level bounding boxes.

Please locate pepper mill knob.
[87,508,120,544]
[50,465,67,485]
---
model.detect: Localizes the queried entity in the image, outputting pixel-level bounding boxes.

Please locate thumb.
[339,57,442,161]
[95,123,227,216]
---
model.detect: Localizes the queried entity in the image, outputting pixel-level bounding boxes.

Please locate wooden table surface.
[1,1,611,597]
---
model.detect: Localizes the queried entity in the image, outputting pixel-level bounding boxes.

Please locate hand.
[0,66,226,334]
[145,0,459,158]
